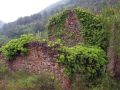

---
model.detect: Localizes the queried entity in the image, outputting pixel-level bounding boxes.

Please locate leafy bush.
[0,33,63,60]
[0,34,35,60]
[58,44,107,84]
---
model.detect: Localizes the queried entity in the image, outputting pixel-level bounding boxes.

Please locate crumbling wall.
[107,25,120,79]
[107,26,116,76]
[63,10,84,46]
[49,10,84,46]
[0,42,71,90]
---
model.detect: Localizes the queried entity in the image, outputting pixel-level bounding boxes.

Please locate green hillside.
[0,0,118,44]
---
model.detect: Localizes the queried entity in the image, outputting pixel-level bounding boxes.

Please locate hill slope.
[0,0,118,41]
[0,21,5,29]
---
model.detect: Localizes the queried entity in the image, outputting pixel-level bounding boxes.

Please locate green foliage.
[0,70,62,90]
[101,6,120,58]
[75,8,108,49]
[47,9,68,30]
[0,33,62,60]
[0,34,35,60]
[91,74,120,90]
[0,63,62,90]
[58,44,107,84]
[7,74,37,90]
[32,72,62,90]
[47,8,108,49]
[47,9,68,38]
[0,61,9,80]
[72,74,120,90]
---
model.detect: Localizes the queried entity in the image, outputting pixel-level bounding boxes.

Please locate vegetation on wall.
[58,44,107,85]
[47,9,68,39]
[75,8,108,50]
[101,6,120,59]
[0,34,35,60]
[0,34,62,60]
[47,8,108,50]
[0,0,117,45]
[0,8,109,88]
[0,1,120,90]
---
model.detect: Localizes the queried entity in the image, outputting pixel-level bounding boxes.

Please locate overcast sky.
[0,0,60,23]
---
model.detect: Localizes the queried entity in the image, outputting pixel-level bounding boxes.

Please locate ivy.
[0,34,63,60]
[58,44,107,83]
[0,34,35,60]
[47,8,108,50]
[75,8,108,50]
[47,10,68,39]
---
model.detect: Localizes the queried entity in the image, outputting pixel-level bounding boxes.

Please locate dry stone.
[0,42,71,90]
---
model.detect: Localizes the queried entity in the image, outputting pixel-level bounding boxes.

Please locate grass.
[0,61,62,90]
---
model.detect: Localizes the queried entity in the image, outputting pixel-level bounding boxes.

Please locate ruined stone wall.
[63,10,84,46]
[107,25,120,79]
[0,42,71,90]
[107,25,116,76]
[49,10,84,46]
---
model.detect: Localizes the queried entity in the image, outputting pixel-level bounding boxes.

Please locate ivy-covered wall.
[0,8,109,88]
[47,8,108,85]
[57,44,107,85]
[47,8,108,49]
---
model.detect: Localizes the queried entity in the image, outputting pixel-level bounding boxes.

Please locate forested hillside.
[0,21,5,29]
[0,0,118,44]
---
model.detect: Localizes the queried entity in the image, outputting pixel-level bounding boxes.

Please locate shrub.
[0,34,35,60]
[58,44,107,85]
[0,34,63,60]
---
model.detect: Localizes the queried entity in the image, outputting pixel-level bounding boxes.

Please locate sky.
[0,0,60,23]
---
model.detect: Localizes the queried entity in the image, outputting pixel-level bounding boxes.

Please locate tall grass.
[0,62,62,90]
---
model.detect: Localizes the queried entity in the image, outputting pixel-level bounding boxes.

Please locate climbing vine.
[0,34,62,60]
[47,8,108,50]
[0,8,109,87]
[47,10,68,38]
[58,44,107,84]
[0,34,35,60]
[75,8,108,50]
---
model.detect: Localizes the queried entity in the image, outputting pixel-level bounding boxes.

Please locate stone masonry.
[0,42,71,90]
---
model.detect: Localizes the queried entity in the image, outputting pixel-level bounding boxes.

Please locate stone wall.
[0,42,71,90]
[107,24,120,79]
[107,25,116,76]
[63,10,84,46]
[49,10,84,46]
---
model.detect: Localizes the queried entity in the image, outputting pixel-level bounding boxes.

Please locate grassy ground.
[0,61,120,90]
[0,62,62,90]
